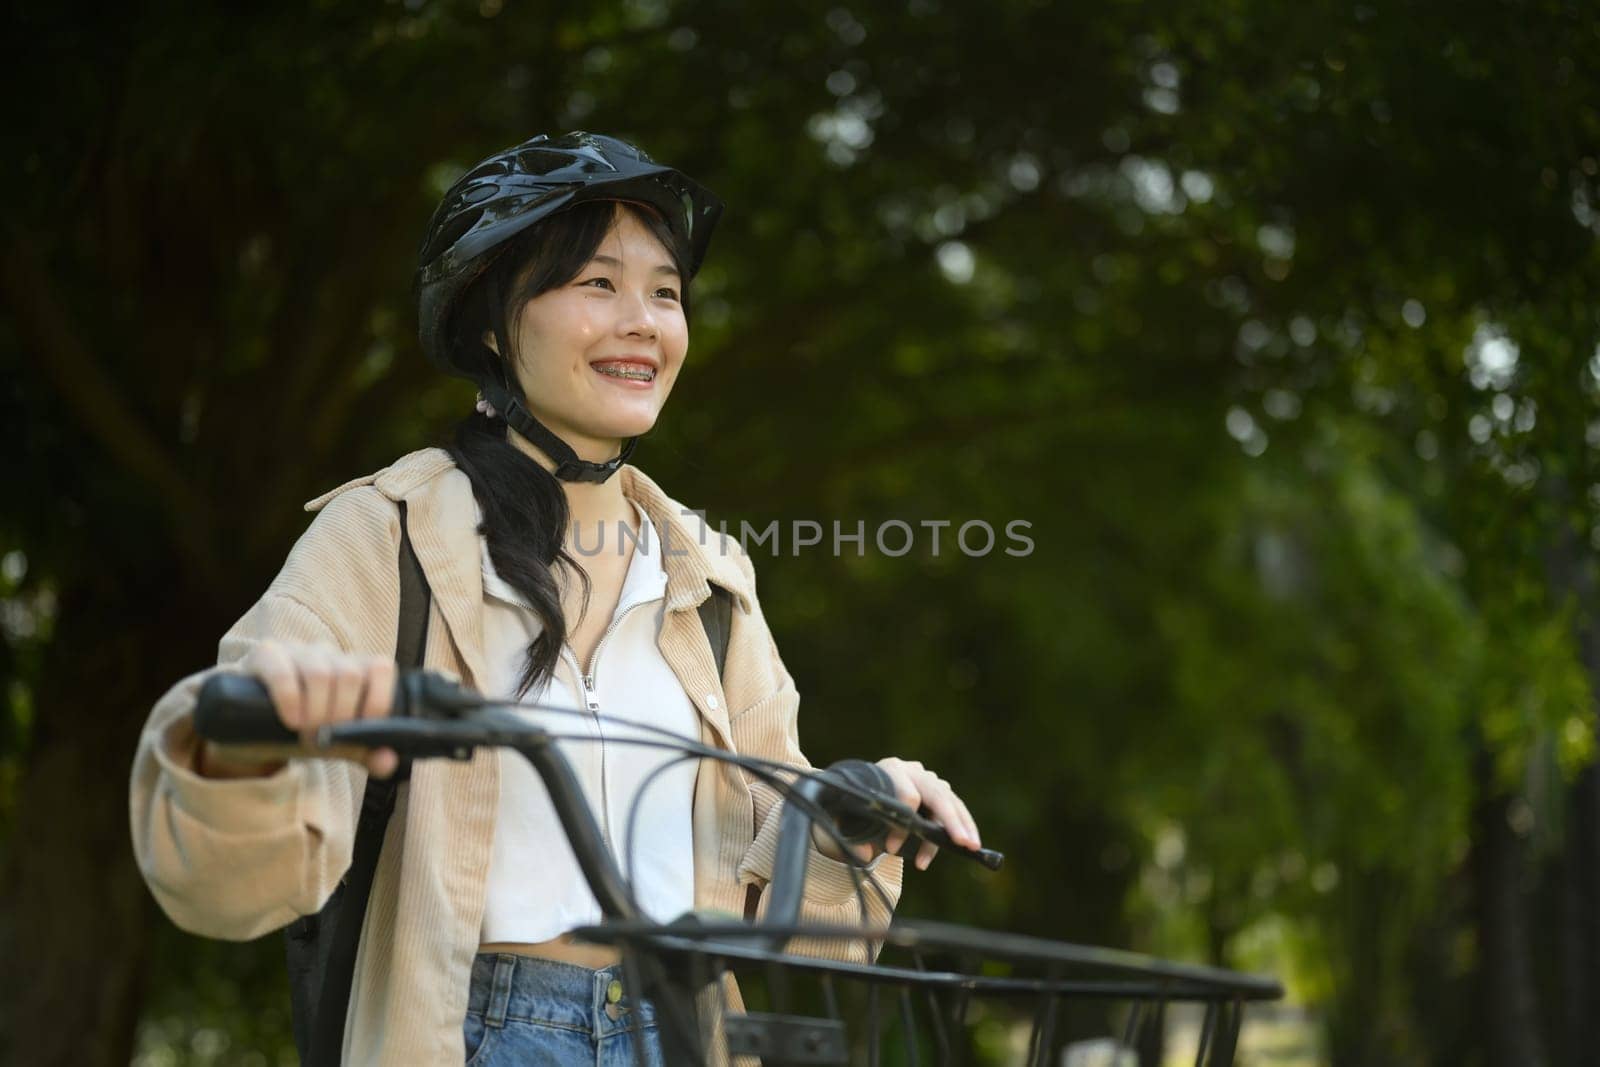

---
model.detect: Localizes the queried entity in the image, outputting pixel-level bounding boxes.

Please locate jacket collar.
[480,500,670,616]
[616,464,752,616]
[304,447,752,686]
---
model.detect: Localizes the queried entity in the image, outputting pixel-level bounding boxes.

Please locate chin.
[587,413,661,442]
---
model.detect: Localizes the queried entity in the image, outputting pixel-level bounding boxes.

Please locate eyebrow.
[589,254,681,279]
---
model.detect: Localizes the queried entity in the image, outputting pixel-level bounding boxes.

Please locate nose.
[615,288,658,341]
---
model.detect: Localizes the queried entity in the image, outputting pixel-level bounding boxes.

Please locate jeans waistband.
[467,952,656,1032]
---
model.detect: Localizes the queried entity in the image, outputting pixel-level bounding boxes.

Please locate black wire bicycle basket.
[195,670,1284,1066]
[577,914,1281,1066]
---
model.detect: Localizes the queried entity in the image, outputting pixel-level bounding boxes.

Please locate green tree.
[4,1,1598,1063]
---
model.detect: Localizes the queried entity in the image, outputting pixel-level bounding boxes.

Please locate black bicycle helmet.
[415,131,723,482]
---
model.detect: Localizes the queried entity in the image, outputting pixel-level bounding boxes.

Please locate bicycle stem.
[763,773,835,950]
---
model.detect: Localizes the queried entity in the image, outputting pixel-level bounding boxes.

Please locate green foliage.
[0,542,50,840]
[133,932,297,1067]
[5,0,1599,1062]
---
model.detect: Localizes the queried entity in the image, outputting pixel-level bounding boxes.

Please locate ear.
[481,329,499,355]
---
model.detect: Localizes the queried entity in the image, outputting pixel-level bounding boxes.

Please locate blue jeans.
[463,953,665,1066]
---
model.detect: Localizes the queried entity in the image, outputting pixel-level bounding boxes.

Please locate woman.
[129,132,981,1065]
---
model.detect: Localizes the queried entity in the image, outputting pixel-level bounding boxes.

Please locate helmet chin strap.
[480,379,638,484]
[482,270,637,484]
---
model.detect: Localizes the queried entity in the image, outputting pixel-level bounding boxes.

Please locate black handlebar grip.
[194,673,301,745]
[817,758,900,842]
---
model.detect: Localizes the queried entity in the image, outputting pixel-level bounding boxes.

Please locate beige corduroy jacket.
[129,447,903,1064]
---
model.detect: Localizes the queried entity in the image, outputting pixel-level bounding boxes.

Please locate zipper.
[566,600,652,861]
[582,599,649,683]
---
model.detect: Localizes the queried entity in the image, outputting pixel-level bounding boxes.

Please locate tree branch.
[0,226,224,590]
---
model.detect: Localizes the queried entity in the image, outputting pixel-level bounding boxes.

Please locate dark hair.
[446,199,692,697]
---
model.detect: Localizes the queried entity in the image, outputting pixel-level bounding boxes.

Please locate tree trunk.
[1560,766,1599,1067]
[1471,754,1547,1067]
[1541,488,1600,1066]
[0,574,217,1064]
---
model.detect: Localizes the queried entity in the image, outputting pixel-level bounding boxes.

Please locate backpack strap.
[698,583,733,680]
[394,501,431,671]
[701,581,749,918]
[307,500,431,1066]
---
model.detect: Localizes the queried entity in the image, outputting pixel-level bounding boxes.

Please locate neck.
[506,426,635,532]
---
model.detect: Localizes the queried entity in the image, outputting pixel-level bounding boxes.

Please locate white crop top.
[477,502,700,945]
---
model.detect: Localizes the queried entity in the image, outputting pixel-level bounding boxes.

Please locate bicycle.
[196,669,1283,1066]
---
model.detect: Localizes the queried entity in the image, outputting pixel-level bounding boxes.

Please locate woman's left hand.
[812,757,981,870]
[874,757,981,870]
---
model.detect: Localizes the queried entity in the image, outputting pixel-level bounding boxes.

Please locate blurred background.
[3,0,1598,1063]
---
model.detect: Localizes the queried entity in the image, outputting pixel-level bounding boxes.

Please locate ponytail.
[447,411,589,697]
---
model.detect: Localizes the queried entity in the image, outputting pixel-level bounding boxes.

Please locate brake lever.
[858,794,1003,871]
[895,809,1005,871]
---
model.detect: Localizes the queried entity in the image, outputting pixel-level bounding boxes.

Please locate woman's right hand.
[196,641,400,781]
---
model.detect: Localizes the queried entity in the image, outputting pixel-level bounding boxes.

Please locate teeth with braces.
[595,364,655,381]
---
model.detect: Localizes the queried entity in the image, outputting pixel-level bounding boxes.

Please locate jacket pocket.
[728,681,800,766]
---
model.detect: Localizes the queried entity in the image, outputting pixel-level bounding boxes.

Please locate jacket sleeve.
[727,555,905,962]
[128,488,402,941]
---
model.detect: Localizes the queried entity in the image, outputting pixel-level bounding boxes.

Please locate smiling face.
[495,204,689,461]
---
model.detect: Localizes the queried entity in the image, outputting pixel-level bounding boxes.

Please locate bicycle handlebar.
[193,669,1002,934]
[191,671,1281,1064]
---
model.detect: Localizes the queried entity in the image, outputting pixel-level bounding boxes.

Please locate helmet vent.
[461,160,511,184]
[421,207,484,266]
[516,148,582,175]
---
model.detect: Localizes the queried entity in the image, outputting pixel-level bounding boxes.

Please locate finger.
[920,779,973,848]
[251,642,303,733]
[878,763,922,856]
[297,648,334,747]
[915,838,939,871]
[952,793,981,847]
[327,658,366,726]
[358,657,396,720]
[877,764,909,855]
[885,763,924,811]
[365,747,399,779]
[929,780,979,849]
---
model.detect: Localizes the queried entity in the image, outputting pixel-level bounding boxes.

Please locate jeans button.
[604,977,629,1021]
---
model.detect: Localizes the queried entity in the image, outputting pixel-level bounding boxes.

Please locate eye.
[581,276,615,290]
[654,286,680,301]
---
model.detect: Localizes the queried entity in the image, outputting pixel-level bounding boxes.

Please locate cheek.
[552,298,603,348]
[662,318,690,370]
[517,298,600,376]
